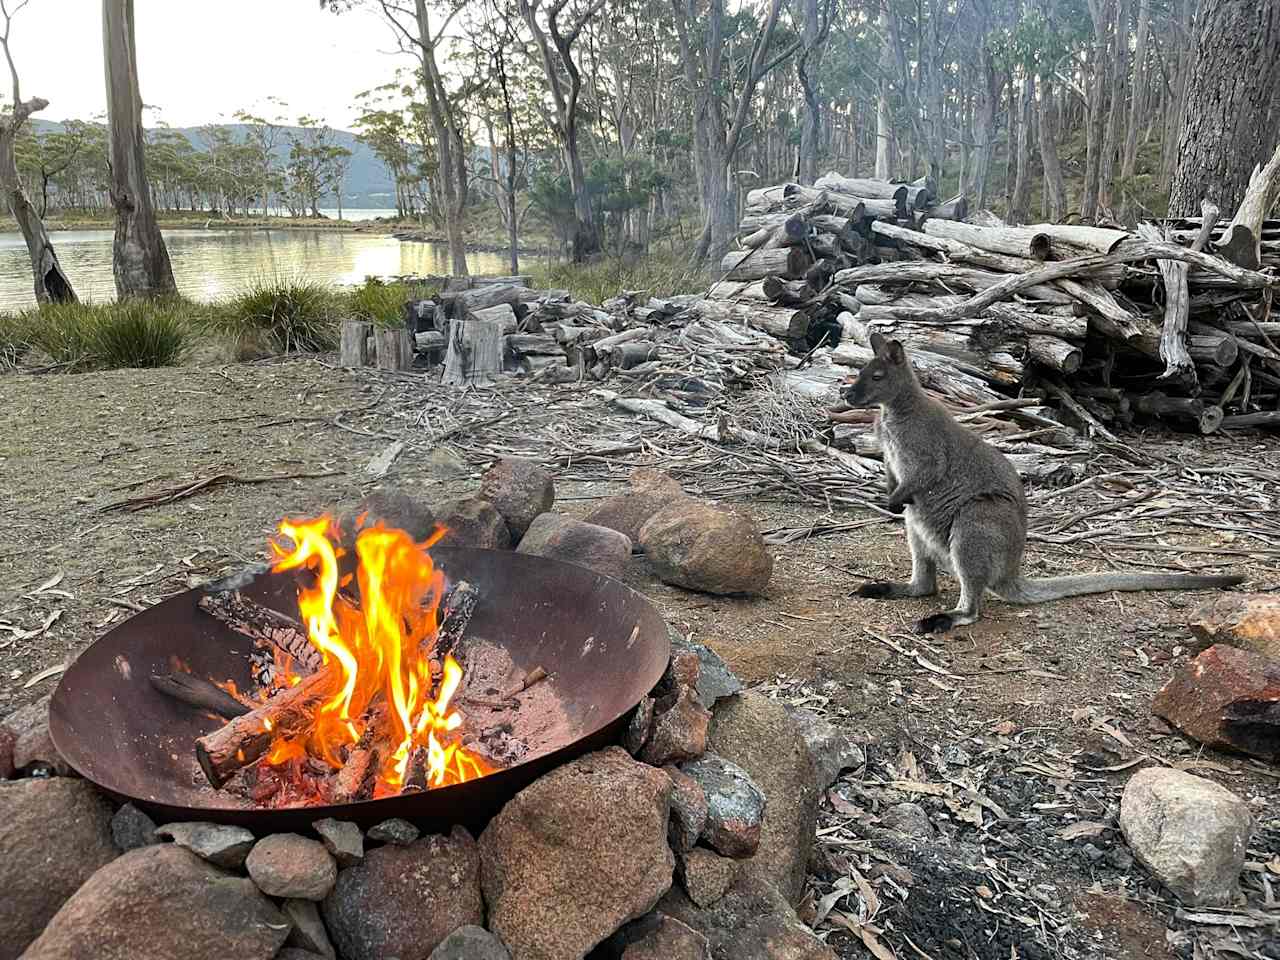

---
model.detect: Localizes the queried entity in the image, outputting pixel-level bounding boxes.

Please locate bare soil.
[1,359,1277,959]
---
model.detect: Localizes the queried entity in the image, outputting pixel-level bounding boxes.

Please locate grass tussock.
[0,298,192,370]
[206,275,341,356]
[344,278,415,328]
[528,253,707,304]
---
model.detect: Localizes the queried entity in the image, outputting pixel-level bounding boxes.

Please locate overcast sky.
[7,0,414,130]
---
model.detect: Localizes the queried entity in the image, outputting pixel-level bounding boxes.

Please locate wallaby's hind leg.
[914,515,1005,633]
[856,520,939,600]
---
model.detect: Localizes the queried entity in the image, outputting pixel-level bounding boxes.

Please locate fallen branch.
[101,470,341,513]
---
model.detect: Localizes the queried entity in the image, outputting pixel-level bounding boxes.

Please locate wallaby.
[843,333,1244,634]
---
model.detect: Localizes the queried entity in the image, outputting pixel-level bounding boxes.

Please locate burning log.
[150,672,250,718]
[434,579,479,660]
[331,702,386,803]
[195,667,336,788]
[196,591,322,675]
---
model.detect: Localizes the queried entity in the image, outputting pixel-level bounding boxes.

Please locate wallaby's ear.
[886,339,906,365]
[869,331,887,354]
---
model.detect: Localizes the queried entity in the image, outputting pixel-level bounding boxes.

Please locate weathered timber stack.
[705,173,1280,444]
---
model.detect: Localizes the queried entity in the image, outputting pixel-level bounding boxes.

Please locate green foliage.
[0,299,191,370]
[208,276,341,354]
[343,278,413,327]
[528,253,705,304]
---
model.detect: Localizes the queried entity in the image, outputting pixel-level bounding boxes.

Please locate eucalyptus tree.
[0,0,77,303]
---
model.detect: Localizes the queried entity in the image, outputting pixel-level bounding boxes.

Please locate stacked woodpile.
[706,174,1280,440]
[393,278,787,402]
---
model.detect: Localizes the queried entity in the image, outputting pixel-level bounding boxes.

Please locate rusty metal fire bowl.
[49,546,671,833]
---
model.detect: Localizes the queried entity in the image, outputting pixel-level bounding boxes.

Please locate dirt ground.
[2,358,1277,959]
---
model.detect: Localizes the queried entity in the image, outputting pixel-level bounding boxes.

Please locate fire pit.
[48,535,670,834]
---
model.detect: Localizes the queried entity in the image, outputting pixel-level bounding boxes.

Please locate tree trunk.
[414,0,468,277]
[1009,73,1035,224]
[1169,0,1280,216]
[1037,83,1067,222]
[102,0,176,299]
[796,0,821,184]
[1079,0,1114,223]
[0,99,77,304]
[874,11,893,180]
[971,39,998,211]
[1160,0,1195,193]
[1098,0,1130,214]
[1120,0,1150,186]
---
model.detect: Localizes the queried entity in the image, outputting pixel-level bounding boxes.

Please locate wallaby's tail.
[999,572,1244,605]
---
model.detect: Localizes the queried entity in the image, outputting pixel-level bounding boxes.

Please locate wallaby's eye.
[872,372,884,381]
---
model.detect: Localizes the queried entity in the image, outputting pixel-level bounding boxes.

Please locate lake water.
[0,226,522,310]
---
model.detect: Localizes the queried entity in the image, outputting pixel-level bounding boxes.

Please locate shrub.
[528,253,706,304]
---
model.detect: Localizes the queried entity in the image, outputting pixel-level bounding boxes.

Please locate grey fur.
[844,334,1244,634]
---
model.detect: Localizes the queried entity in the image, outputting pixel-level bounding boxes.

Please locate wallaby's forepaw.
[855,582,895,599]
[915,612,955,634]
[884,497,909,514]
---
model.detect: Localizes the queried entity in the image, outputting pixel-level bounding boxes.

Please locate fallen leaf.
[976,885,994,899]
[828,792,862,816]
[24,663,66,688]
[27,572,64,596]
[1058,821,1108,840]
[992,720,1018,736]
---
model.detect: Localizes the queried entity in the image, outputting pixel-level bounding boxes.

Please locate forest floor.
[1,358,1277,960]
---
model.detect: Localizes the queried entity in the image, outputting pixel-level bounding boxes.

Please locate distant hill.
[31,119,396,207]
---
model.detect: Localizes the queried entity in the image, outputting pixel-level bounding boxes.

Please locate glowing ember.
[262,514,490,796]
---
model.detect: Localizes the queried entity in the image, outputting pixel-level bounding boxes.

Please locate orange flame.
[266,515,489,792]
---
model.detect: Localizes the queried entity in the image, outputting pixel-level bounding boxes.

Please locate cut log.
[197,592,322,675]
[1187,333,1239,368]
[1128,391,1224,434]
[150,672,250,718]
[1152,644,1279,761]
[761,276,816,306]
[814,173,908,205]
[719,247,812,282]
[331,702,386,803]
[834,262,1073,305]
[442,319,503,386]
[691,299,810,339]
[921,195,968,221]
[921,220,1052,259]
[444,282,524,316]
[339,320,373,367]
[468,303,519,333]
[1024,335,1083,374]
[374,328,414,371]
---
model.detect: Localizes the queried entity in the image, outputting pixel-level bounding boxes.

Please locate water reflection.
[0,228,524,310]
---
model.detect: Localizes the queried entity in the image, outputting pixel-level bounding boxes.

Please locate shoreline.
[3,214,546,257]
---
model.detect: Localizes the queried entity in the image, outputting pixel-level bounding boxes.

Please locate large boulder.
[343,488,438,542]
[22,844,290,960]
[707,693,819,905]
[0,778,117,960]
[585,468,687,543]
[245,833,337,901]
[600,913,710,960]
[659,870,836,960]
[480,458,555,540]
[436,498,512,550]
[322,826,483,960]
[1120,767,1253,906]
[516,513,632,579]
[639,501,772,595]
[479,746,674,960]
